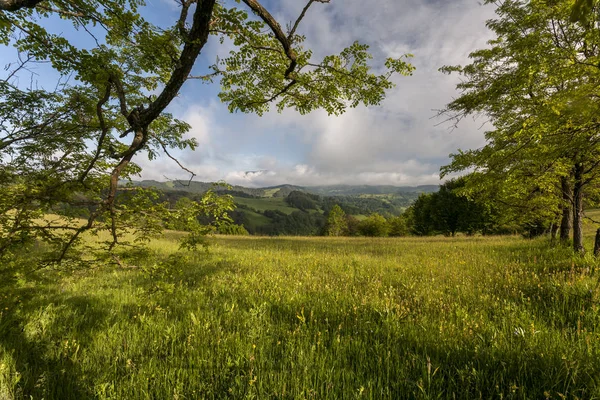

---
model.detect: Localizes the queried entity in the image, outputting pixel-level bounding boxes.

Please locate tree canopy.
[324,204,347,236]
[440,0,600,252]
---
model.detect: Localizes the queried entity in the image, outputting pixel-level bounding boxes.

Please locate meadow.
[232,197,299,215]
[1,232,600,399]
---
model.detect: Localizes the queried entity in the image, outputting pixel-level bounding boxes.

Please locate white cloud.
[215,158,441,187]
[137,0,498,187]
[182,107,211,148]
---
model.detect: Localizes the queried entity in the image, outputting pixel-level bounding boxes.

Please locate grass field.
[1,233,600,399]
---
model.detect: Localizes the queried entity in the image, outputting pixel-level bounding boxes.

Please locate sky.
[2,0,498,188]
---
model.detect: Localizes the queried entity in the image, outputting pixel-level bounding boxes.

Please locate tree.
[440,0,600,253]
[430,179,486,236]
[406,194,435,236]
[406,178,508,237]
[258,209,325,236]
[324,204,347,236]
[387,215,409,237]
[0,0,414,266]
[345,215,361,236]
[358,213,389,237]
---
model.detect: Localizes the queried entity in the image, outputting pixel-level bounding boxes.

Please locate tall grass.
[1,234,599,399]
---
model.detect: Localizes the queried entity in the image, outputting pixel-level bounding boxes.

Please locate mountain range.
[130,180,439,197]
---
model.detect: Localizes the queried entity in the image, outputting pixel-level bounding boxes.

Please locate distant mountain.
[303,184,438,196]
[129,180,439,197]
[131,180,265,197]
[126,180,441,236]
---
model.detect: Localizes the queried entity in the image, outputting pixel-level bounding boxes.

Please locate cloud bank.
[137,0,497,187]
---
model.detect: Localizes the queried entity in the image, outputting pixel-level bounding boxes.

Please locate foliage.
[0,0,413,266]
[440,0,600,251]
[218,223,249,236]
[405,194,432,236]
[571,0,598,23]
[173,188,235,251]
[407,178,505,236]
[345,215,361,237]
[387,215,410,237]
[285,190,319,211]
[257,210,325,236]
[357,213,389,237]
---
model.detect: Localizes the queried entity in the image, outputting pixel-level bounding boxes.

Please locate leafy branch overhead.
[0,0,412,265]
[211,1,414,115]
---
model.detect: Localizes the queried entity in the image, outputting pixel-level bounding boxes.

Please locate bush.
[388,215,410,237]
[358,213,389,237]
[219,224,249,236]
[345,215,361,236]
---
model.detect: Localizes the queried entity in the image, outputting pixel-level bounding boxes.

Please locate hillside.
[131,180,438,198]
[303,184,438,195]
[130,180,434,235]
[132,180,266,197]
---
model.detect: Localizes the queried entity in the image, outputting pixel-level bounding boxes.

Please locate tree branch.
[288,0,329,41]
[244,79,297,108]
[156,136,197,182]
[140,0,216,126]
[241,0,297,78]
[177,0,192,40]
[79,83,112,184]
[0,0,44,11]
[108,74,130,119]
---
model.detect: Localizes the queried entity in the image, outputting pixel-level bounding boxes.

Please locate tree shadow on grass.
[0,272,106,399]
[0,251,234,399]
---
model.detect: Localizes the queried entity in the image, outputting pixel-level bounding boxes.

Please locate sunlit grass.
[1,233,600,399]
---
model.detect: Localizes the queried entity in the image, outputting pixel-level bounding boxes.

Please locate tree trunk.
[560,176,572,242]
[572,163,585,254]
[594,228,600,257]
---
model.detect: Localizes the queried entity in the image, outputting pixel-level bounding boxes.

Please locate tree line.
[439,0,600,254]
[324,178,520,238]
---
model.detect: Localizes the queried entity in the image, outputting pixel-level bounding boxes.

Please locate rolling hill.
[128,180,439,235]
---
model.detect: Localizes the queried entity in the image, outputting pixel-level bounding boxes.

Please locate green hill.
[128,180,437,235]
[304,184,438,196]
[130,180,438,198]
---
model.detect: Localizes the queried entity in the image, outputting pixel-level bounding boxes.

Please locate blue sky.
[1,0,497,187]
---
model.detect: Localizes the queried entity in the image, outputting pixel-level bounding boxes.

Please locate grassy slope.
[244,209,271,226]
[1,234,600,399]
[262,188,280,197]
[233,196,299,215]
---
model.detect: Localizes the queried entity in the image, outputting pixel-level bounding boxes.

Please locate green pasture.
[1,233,600,399]
[233,197,299,215]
